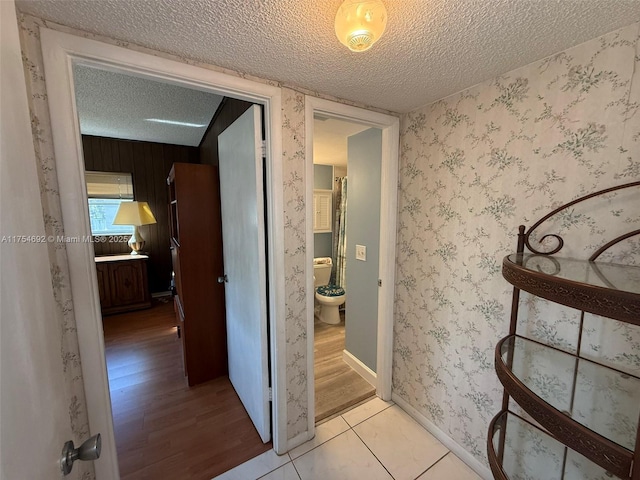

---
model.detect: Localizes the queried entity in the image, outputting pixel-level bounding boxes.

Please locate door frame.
[304,96,399,436]
[40,28,287,479]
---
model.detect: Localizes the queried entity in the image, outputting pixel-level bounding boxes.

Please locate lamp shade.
[335,0,387,52]
[112,201,157,226]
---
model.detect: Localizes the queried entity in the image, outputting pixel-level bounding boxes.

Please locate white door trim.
[39,28,287,479]
[304,96,399,438]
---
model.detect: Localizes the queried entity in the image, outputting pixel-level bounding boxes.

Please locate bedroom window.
[85,171,134,236]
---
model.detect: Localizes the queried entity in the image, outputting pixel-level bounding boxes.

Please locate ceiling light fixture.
[145,118,207,128]
[335,0,387,52]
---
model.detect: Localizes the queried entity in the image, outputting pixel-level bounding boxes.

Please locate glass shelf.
[495,335,636,477]
[502,254,640,324]
[489,411,619,480]
[499,335,640,451]
[508,254,640,295]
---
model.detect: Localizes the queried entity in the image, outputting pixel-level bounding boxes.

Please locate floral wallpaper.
[395,20,640,478]
[281,89,309,438]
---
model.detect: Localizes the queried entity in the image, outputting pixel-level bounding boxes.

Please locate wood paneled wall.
[82,135,199,293]
[199,98,254,166]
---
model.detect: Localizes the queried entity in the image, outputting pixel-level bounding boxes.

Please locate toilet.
[313,257,346,325]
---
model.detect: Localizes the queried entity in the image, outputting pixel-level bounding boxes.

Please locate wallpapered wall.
[395,20,640,474]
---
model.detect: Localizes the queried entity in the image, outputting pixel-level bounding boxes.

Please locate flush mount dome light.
[335,0,387,52]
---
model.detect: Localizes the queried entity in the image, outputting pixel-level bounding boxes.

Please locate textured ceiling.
[314,117,370,167]
[18,0,640,113]
[73,64,361,156]
[73,65,223,146]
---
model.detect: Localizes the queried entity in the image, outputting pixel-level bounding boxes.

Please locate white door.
[218,105,271,442]
[2,2,99,477]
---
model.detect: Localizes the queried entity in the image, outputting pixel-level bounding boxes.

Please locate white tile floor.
[213,398,483,480]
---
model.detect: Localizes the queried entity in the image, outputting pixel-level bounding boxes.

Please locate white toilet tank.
[313,258,332,287]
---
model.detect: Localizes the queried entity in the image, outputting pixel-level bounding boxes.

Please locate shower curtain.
[333,176,347,288]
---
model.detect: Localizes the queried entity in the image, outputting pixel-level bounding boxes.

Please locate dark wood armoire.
[168,162,227,386]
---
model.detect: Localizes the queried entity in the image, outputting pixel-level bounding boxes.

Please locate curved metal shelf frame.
[491,181,640,480]
[502,255,640,325]
[487,412,509,480]
[522,181,640,257]
[495,335,633,478]
[487,410,620,480]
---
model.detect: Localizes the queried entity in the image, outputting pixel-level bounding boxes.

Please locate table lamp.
[112,201,157,254]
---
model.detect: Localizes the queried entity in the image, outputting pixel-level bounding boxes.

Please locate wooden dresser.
[168,163,227,386]
[95,254,151,315]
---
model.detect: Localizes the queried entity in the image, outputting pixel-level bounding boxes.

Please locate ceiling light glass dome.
[335,0,388,52]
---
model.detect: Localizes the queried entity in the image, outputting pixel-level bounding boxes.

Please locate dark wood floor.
[314,312,376,422]
[103,299,271,480]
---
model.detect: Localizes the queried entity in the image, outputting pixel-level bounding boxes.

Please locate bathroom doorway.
[312,116,377,421]
[306,97,399,428]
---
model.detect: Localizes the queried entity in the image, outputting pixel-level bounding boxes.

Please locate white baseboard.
[286,429,314,452]
[342,349,377,388]
[392,394,492,480]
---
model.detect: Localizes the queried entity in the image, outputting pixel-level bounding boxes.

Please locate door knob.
[60,433,101,475]
[217,275,228,283]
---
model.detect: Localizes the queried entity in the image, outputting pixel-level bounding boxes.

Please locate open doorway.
[305,97,399,433]
[312,116,379,421]
[39,28,288,479]
[73,65,271,477]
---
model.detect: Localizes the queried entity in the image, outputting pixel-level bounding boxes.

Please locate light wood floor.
[314,312,376,422]
[103,300,271,480]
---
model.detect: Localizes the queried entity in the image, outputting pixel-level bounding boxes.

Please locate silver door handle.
[217,275,228,283]
[60,433,101,475]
